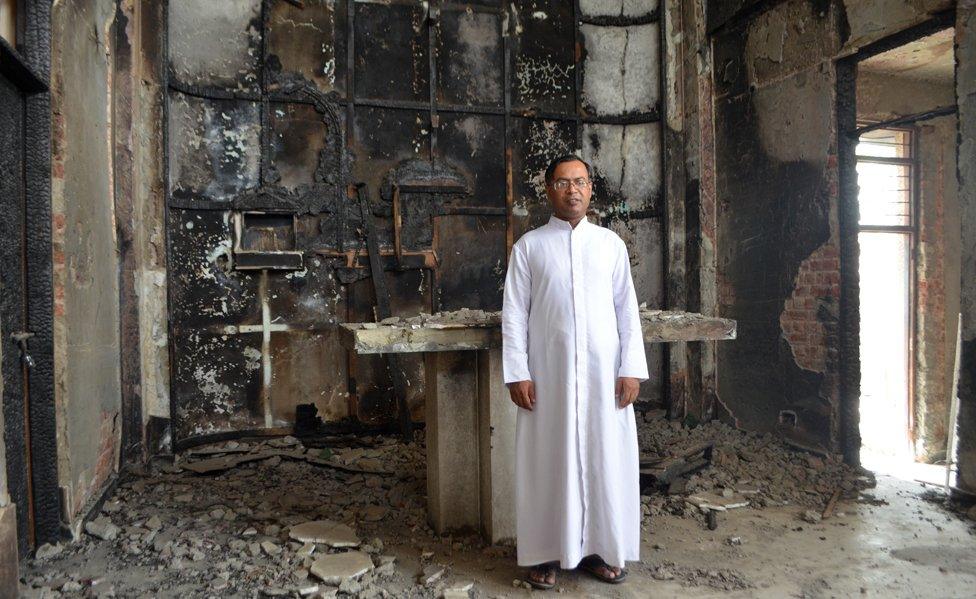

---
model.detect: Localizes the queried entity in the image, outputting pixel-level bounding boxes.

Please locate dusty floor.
[18,429,976,599]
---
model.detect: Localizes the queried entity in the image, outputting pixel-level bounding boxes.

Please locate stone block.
[425,351,481,533]
[478,348,516,543]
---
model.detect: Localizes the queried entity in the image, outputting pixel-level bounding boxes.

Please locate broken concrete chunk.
[86,516,120,541]
[419,564,446,586]
[145,515,162,530]
[442,581,474,598]
[261,541,282,556]
[374,555,397,578]
[61,581,84,592]
[297,584,320,596]
[34,543,63,560]
[800,510,822,524]
[289,520,360,548]
[361,505,388,522]
[296,542,316,558]
[337,576,362,595]
[309,551,374,585]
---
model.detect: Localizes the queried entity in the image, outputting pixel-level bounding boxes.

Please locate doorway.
[838,17,961,481]
[855,127,914,468]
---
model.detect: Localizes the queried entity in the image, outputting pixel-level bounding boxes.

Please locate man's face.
[546,160,592,222]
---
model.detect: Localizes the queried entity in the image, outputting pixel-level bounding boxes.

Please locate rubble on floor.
[642,561,753,591]
[21,414,891,596]
[636,411,875,524]
[21,434,492,598]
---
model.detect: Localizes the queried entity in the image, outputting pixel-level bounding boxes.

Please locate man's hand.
[616,377,640,408]
[508,380,536,410]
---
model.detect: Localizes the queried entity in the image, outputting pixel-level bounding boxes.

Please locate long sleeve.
[612,239,649,381]
[502,241,532,383]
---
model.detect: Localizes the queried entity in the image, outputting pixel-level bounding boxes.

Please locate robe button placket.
[570,228,588,549]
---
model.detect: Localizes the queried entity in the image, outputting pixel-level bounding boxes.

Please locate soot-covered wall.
[165,0,666,444]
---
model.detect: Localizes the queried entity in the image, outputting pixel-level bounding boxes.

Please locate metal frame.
[164,0,663,217]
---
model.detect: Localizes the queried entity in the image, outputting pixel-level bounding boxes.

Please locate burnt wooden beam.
[355,184,413,440]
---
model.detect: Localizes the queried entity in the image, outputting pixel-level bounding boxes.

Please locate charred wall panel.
[353,2,429,103]
[267,0,345,95]
[166,0,666,443]
[711,1,840,452]
[435,10,504,107]
[511,1,576,114]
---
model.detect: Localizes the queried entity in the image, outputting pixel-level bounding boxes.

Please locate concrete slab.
[309,551,374,585]
[289,520,360,548]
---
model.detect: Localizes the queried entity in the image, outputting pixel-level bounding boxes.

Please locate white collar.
[547,215,589,231]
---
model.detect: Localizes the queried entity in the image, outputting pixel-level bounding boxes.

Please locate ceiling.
[859,28,955,83]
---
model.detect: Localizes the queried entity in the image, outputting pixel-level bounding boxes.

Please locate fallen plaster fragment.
[800,509,822,524]
[85,516,120,541]
[289,520,360,548]
[442,581,474,598]
[361,505,389,522]
[309,551,374,586]
[686,492,750,512]
[419,564,446,586]
[34,543,63,560]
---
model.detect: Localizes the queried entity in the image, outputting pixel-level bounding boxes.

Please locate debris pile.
[637,412,874,522]
[644,561,753,591]
[22,434,483,598]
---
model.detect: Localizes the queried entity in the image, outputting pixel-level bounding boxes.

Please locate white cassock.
[502,215,648,569]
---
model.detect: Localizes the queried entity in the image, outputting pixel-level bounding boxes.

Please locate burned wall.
[51,0,123,527]
[712,0,842,452]
[164,0,666,443]
[124,0,170,452]
[955,0,976,494]
[708,0,959,456]
[0,321,5,508]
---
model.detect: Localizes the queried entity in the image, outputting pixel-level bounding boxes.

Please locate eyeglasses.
[551,177,591,191]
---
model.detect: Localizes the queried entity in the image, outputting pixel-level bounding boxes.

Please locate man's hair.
[544,154,594,186]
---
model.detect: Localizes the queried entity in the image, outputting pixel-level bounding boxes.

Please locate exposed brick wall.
[780,241,841,373]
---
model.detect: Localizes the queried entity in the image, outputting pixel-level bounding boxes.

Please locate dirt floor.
[18,422,976,598]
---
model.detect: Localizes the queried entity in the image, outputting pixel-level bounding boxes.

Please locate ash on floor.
[20,418,976,598]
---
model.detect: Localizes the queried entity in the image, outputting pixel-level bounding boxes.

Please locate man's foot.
[526,562,557,589]
[578,555,627,584]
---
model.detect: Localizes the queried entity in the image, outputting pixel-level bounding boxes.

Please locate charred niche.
[381,158,471,264]
[232,212,303,271]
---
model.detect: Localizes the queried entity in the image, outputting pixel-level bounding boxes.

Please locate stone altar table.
[340,309,736,543]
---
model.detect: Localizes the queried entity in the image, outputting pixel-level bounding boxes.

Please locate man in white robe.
[502,155,648,588]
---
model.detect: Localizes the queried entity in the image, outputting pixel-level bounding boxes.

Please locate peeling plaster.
[754,68,833,164]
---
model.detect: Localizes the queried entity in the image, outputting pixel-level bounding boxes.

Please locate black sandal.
[579,555,628,584]
[526,562,557,590]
